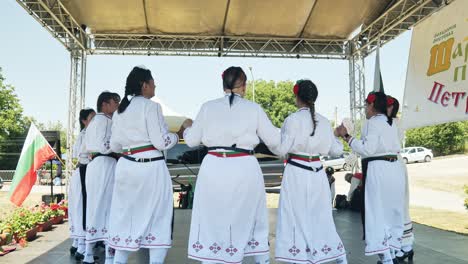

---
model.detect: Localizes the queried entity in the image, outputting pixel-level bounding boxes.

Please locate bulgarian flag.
[8,123,56,206]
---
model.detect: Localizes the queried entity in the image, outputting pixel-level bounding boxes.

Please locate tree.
[245,80,297,127]
[405,121,467,156]
[0,68,27,141]
[0,68,29,169]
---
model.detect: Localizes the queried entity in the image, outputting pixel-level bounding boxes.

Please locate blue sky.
[0,0,411,125]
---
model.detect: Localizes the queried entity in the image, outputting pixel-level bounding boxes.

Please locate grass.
[410,206,468,235]
[412,176,468,196]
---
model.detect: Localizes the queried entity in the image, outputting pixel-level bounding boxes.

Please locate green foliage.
[245,80,297,127]
[0,68,27,140]
[405,121,468,156]
[464,185,468,210]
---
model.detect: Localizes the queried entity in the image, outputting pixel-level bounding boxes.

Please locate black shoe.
[75,252,84,261]
[397,249,414,262]
[69,246,77,256]
[82,262,94,264]
[94,241,105,249]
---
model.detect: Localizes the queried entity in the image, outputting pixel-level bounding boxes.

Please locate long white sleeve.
[270,116,296,157]
[146,102,178,150]
[256,107,281,150]
[183,103,206,148]
[349,120,380,157]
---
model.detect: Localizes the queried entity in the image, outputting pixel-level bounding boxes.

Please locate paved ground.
[1,209,467,264]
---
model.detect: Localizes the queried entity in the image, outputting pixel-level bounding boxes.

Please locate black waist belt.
[360,154,398,240]
[91,153,121,161]
[287,159,323,172]
[121,155,165,163]
[207,146,254,155]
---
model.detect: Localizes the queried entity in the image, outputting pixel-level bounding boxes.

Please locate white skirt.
[108,151,173,251]
[275,161,346,264]
[85,156,116,243]
[399,156,414,247]
[188,155,269,264]
[68,168,85,239]
[365,160,406,255]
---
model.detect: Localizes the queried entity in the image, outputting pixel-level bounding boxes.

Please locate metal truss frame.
[90,34,347,59]
[13,0,451,161]
[351,0,451,57]
[65,48,86,180]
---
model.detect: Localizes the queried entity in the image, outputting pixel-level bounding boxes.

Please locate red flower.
[293,84,299,95]
[387,96,395,106]
[366,93,376,104]
[50,204,60,211]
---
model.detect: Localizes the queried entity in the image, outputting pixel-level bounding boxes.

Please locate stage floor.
[1,209,467,264]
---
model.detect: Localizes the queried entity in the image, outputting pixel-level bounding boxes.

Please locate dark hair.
[222,66,247,106]
[368,92,392,125]
[389,97,400,119]
[97,92,121,113]
[79,108,96,130]
[296,80,318,136]
[118,67,154,113]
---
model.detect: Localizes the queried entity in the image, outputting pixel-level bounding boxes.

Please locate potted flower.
[31,206,52,232]
[58,200,68,219]
[49,203,65,225]
[7,208,36,244]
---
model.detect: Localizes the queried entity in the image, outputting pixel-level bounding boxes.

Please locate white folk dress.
[184,95,280,264]
[107,96,178,251]
[272,108,347,264]
[84,113,116,243]
[394,118,414,247]
[349,114,406,256]
[69,129,88,239]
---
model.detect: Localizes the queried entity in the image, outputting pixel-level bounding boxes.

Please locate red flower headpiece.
[387,96,395,106]
[221,70,225,79]
[366,93,376,104]
[293,84,299,95]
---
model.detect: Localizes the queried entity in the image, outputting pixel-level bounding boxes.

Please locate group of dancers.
[67,65,414,264]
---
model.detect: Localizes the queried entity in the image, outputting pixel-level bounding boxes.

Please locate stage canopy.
[17,0,446,58]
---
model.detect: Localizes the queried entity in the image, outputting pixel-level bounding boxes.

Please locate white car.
[400,147,433,164]
[322,153,352,171]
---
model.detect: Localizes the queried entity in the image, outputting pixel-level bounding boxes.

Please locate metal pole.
[248,67,255,102]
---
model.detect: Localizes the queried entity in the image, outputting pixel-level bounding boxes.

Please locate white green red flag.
[8,123,56,206]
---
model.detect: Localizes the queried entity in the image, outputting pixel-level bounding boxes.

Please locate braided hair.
[78,108,96,131]
[118,66,154,113]
[295,80,319,136]
[367,92,393,126]
[222,66,247,106]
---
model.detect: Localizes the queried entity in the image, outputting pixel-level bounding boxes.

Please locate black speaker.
[41,131,61,158]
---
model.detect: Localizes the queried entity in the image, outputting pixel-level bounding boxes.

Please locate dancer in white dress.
[108,66,178,264]
[272,80,348,264]
[339,92,405,264]
[183,66,280,264]
[69,108,95,261]
[84,92,120,264]
[387,96,414,262]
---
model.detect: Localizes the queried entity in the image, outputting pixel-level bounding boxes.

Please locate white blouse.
[349,114,401,158]
[272,108,343,157]
[85,113,113,154]
[73,129,90,165]
[184,95,280,150]
[110,96,178,154]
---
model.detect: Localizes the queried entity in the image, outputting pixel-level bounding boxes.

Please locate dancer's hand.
[177,119,193,138]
